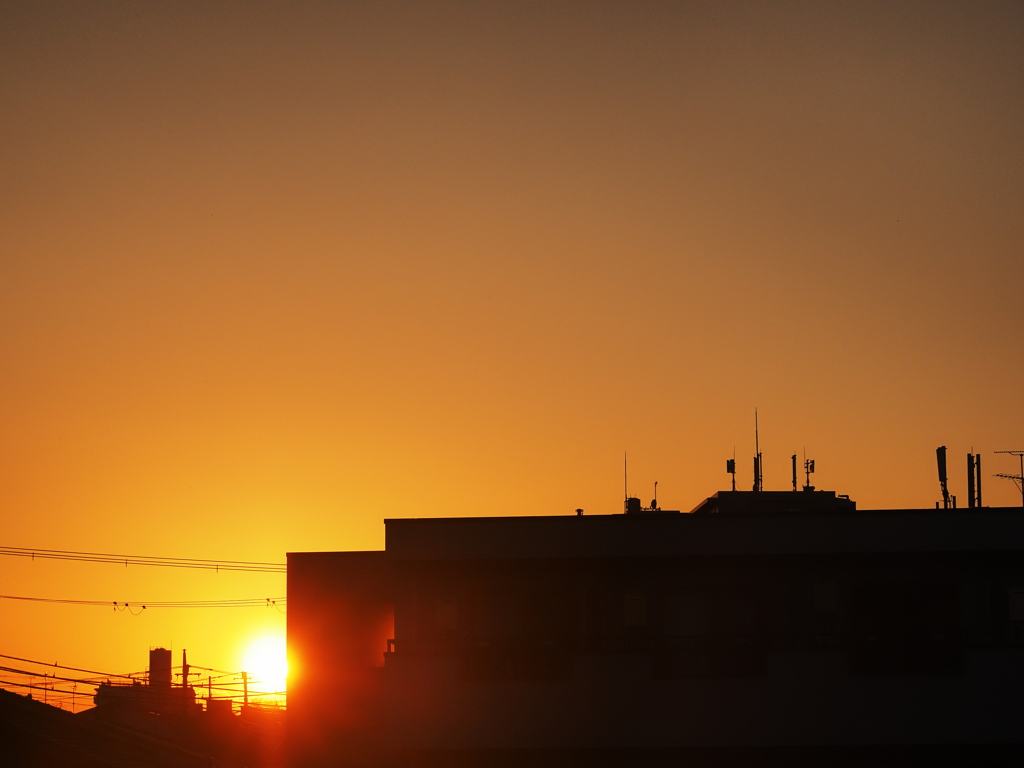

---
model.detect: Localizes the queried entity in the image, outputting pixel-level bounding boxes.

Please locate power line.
[0,594,285,609]
[0,652,135,680]
[0,546,285,573]
[0,653,289,712]
[0,677,84,697]
[0,664,109,686]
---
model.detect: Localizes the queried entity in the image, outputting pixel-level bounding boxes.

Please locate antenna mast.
[967,452,982,509]
[937,446,952,509]
[804,454,815,491]
[752,410,762,492]
[995,450,1024,508]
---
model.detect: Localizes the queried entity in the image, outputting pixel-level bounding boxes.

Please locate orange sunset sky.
[1,1,1022,694]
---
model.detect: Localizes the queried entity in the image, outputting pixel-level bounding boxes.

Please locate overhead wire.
[0,652,136,679]
[0,654,288,710]
[0,594,285,610]
[0,546,289,708]
[0,678,85,697]
[0,545,286,573]
[0,664,110,686]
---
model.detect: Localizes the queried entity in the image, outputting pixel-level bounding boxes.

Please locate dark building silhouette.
[89,647,285,767]
[1,686,213,768]
[288,487,1024,767]
[93,647,199,716]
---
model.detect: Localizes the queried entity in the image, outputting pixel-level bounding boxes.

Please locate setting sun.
[241,634,288,699]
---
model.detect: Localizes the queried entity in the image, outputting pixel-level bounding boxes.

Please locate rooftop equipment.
[937,446,953,509]
[967,453,982,509]
[752,411,763,492]
[995,450,1024,508]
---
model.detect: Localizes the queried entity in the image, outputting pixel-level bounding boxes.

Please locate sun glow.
[241,634,288,701]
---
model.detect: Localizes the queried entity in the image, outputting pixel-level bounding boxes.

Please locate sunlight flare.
[241,634,288,698]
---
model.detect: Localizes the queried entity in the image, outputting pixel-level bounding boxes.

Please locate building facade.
[287,490,1024,766]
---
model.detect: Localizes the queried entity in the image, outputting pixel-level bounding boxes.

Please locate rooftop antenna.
[937,446,951,509]
[804,456,815,491]
[652,481,658,511]
[752,410,762,492]
[995,450,1024,508]
[791,454,798,492]
[726,449,736,491]
[624,452,628,502]
[623,452,642,514]
[967,451,982,509]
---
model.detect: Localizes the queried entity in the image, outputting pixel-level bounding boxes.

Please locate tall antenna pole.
[752,409,762,492]
[995,450,1024,508]
[977,453,983,507]
[624,452,628,502]
[937,446,951,509]
[755,409,759,467]
[967,452,977,509]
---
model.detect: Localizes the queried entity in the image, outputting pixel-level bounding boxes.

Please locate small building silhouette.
[288,487,1024,767]
[89,647,285,767]
[93,647,198,716]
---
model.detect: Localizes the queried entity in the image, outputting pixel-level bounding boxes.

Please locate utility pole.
[181,649,190,689]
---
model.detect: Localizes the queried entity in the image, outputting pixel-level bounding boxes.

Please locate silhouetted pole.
[937,446,951,509]
[995,450,1024,508]
[977,454,983,507]
[752,410,762,492]
[967,453,976,508]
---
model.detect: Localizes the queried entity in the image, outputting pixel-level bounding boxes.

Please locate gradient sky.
[1,0,1022,688]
